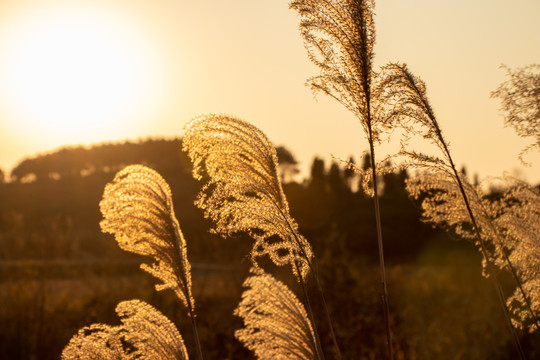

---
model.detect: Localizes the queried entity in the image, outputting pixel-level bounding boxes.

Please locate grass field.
[2,238,537,359]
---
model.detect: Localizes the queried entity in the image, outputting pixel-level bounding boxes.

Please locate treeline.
[0,138,440,265]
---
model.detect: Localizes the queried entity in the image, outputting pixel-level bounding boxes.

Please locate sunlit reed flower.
[183,114,313,281]
[99,165,194,310]
[234,269,318,360]
[62,300,188,360]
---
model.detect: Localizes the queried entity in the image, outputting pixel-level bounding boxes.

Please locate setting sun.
[0,2,166,144]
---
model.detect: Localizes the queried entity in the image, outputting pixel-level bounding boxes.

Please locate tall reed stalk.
[290,1,394,357]
[367,130,393,359]
[376,63,527,359]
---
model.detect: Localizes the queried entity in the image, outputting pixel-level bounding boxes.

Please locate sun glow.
[0,3,167,144]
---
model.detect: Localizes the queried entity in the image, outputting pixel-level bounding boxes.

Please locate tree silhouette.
[328,162,349,201]
[276,145,300,183]
[343,156,356,191]
[310,157,325,182]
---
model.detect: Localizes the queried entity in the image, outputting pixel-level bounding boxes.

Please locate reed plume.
[183,114,341,358]
[408,171,540,335]
[100,165,193,307]
[405,168,502,265]
[491,64,540,332]
[491,64,540,162]
[376,63,531,356]
[62,300,188,360]
[290,1,393,357]
[376,63,508,261]
[182,114,312,281]
[289,0,382,134]
[99,165,202,359]
[497,181,540,332]
[234,269,319,360]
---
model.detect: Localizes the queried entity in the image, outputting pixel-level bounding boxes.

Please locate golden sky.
[0,0,539,182]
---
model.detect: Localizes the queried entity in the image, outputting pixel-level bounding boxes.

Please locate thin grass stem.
[368,127,393,360]
[271,196,342,359]
[295,261,325,360]
[187,304,203,360]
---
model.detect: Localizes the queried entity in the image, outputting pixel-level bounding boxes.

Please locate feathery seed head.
[406,169,496,243]
[62,300,188,360]
[234,269,318,360]
[375,63,447,153]
[291,0,384,138]
[496,182,540,332]
[408,170,540,331]
[99,165,194,309]
[182,114,313,281]
[491,64,540,163]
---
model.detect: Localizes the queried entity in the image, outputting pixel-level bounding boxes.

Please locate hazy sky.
[0,0,539,182]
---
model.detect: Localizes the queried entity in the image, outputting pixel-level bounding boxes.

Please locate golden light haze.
[0,0,539,182]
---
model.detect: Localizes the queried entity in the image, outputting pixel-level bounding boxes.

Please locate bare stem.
[295,261,326,360]
[310,261,343,360]
[270,197,342,359]
[187,303,204,360]
[368,128,394,360]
